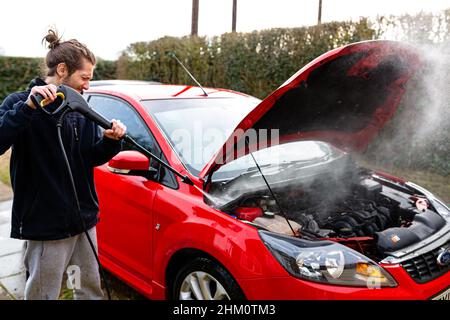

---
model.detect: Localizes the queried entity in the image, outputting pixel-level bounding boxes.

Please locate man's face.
[61,59,94,93]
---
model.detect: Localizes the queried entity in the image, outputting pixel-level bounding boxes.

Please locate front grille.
[401,243,450,284]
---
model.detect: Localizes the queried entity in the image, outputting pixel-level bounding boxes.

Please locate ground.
[0,149,12,201]
[59,271,146,300]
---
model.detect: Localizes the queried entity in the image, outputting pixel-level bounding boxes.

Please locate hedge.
[117,18,376,99]
[0,56,42,103]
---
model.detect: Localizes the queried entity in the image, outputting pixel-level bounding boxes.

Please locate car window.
[87,94,177,188]
[142,97,260,176]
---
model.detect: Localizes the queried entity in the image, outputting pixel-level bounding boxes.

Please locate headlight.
[259,230,397,288]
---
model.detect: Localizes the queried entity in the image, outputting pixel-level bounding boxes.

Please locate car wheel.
[172,257,245,300]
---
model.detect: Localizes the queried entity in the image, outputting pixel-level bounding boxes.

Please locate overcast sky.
[1,0,450,60]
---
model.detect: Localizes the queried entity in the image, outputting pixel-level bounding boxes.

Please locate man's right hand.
[26,84,58,109]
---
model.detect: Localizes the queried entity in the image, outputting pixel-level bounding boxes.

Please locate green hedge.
[117,18,376,99]
[117,11,450,99]
[94,59,117,81]
[0,56,43,103]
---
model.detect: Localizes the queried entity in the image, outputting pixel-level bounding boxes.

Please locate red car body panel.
[108,150,150,170]
[91,86,266,299]
[87,41,449,300]
[238,266,450,300]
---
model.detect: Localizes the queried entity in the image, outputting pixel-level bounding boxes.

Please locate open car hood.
[199,40,421,180]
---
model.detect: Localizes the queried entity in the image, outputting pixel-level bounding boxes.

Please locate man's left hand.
[104,119,127,140]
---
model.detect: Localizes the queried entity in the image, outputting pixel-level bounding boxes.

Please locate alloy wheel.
[179,271,231,300]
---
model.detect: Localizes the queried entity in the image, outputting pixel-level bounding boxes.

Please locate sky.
[1,0,450,60]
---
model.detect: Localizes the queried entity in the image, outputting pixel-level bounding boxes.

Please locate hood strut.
[245,137,297,236]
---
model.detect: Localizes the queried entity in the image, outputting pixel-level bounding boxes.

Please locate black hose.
[56,108,112,300]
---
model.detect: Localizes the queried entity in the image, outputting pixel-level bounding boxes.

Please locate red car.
[86,40,450,300]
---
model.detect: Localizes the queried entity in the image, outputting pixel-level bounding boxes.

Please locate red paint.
[108,150,149,171]
[235,207,264,222]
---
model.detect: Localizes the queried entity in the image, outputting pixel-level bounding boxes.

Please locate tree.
[232,0,237,32]
[191,0,199,36]
[318,0,322,25]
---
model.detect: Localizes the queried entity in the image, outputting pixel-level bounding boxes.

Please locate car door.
[87,94,169,286]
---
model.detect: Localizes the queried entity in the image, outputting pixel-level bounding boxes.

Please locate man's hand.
[104,119,126,140]
[26,84,58,109]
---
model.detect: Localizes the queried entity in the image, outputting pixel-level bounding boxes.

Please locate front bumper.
[237,264,450,299]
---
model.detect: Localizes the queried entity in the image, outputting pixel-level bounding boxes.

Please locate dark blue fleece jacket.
[0,78,121,240]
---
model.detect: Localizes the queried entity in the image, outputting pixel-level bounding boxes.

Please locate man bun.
[42,27,96,77]
[43,29,61,50]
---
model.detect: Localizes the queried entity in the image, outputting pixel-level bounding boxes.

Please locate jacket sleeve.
[0,94,35,155]
[83,124,123,168]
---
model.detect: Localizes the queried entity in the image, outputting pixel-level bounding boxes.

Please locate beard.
[61,77,83,94]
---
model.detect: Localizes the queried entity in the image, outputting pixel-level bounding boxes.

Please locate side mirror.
[107,150,158,179]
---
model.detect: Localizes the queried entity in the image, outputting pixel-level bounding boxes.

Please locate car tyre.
[172,257,245,300]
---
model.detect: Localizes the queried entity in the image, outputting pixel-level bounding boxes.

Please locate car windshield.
[208,141,351,206]
[142,97,260,175]
[212,140,348,181]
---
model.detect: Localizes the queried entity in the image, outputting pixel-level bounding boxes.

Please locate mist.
[361,41,450,196]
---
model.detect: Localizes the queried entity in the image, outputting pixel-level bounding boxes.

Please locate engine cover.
[376,209,446,253]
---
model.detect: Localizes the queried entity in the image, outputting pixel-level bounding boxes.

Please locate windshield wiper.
[245,163,271,172]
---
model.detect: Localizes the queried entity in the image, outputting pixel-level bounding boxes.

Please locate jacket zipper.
[74,123,79,141]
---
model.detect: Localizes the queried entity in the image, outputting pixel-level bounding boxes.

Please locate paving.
[0,199,144,300]
[0,200,26,300]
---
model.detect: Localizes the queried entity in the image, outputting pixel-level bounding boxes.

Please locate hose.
[56,108,112,300]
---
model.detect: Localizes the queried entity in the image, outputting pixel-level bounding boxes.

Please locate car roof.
[86,83,252,100]
[89,79,162,87]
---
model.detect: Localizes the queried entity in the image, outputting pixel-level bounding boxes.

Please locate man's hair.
[42,29,96,76]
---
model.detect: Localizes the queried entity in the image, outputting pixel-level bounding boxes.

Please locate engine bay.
[210,159,446,262]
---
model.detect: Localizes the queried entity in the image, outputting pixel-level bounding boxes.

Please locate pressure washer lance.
[31,85,198,299]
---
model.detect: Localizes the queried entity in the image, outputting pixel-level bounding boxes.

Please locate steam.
[362,42,450,182]
[209,140,356,221]
[412,43,450,139]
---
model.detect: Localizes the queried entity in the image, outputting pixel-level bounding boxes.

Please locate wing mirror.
[107,150,158,179]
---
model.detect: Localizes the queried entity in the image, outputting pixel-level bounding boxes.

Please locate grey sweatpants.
[23,227,104,300]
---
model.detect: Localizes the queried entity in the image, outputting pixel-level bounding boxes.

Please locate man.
[0,29,126,299]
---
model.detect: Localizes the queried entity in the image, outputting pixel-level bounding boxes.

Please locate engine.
[226,175,446,260]
[207,144,447,261]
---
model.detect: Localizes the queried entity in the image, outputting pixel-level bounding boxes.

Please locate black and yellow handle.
[39,92,65,107]
[31,91,65,109]
[30,84,113,130]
